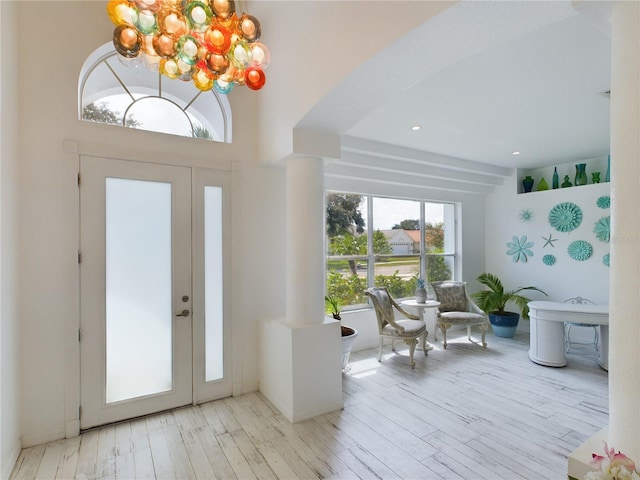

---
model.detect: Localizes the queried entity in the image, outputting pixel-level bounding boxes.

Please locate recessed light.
[411,125,421,131]
[512,151,521,156]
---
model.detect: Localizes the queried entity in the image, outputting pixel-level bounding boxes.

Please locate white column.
[286,156,325,325]
[259,155,343,423]
[609,0,640,461]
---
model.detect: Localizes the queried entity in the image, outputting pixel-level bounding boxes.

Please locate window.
[326,192,456,309]
[79,43,232,142]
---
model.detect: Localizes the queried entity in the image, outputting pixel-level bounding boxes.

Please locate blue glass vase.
[574,163,588,186]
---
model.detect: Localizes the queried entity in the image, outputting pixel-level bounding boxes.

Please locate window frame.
[78,42,232,142]
[326,192,459,311]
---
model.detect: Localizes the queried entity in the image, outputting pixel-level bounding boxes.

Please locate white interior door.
[79,156,193,429]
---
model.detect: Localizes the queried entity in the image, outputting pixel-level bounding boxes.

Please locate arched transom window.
[79,43,232,142]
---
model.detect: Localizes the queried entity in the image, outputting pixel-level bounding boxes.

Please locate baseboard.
[20,428,66,449]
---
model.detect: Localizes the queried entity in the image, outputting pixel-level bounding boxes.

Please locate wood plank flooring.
[10,331,608,479]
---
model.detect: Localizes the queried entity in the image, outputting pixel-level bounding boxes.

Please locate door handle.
[176,309,190,317]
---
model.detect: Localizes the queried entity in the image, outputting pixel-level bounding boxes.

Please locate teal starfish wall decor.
[542,234,558,248]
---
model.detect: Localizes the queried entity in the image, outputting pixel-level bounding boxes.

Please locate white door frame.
[63,140,237,437]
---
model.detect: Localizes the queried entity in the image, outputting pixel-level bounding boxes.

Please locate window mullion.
[367,195,374,289]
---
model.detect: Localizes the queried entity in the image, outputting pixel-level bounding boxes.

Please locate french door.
[79,156,231,430]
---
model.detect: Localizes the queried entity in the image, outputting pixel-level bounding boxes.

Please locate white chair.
[430,281,489,349]
[364,287,427,369]
[563,296,599,355]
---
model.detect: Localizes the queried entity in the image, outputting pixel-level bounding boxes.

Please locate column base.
[259,317,344,423]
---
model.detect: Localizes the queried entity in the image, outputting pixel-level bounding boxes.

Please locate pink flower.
[590,442,637,473]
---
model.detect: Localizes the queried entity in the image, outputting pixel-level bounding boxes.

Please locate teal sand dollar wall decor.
[593,216,611,243]
[549,202,583,232]
[568,240,593,261]
[519,209,533,223]
[597,196,610,209]
[542,254,556,266]
[603,253,610,267]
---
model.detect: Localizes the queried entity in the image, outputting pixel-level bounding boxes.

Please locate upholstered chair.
[430,281,489,349]
[364,287,427,369]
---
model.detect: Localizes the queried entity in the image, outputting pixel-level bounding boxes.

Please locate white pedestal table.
[400,299,441,351]
[528,300,609,370]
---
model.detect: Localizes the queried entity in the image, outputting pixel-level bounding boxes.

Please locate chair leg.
[594,326,600,354]
[481,325,487,348]
[391,339,396,352]
[441,324,449,349]
[378,338,383,362]
[467,326,472,341]
[406,338,418,369]
[422,332,427,355]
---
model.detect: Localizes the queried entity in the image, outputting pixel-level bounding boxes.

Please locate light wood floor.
[10,331,608,480]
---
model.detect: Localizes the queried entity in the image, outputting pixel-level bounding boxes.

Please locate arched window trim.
[79,42,232,143]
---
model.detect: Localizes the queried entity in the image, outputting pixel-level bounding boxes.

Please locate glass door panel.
[204,186,223,382]
[105,178,173,403]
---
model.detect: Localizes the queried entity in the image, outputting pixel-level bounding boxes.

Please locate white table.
[400,299,441,350]
[528,300,609,370]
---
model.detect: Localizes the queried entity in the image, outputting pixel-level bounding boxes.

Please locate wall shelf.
[516,155,609,195]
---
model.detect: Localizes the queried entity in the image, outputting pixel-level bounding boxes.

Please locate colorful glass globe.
[205,52,229,75]
[244,67,266,90]
[134,0,161,14]
[229,41,252,69]
[132,8,159,35]
[214,78,234,94]
[193,68,214,91]
[160,58,181,79]
[185,1,213,32]
[157,8,188,38]
[113,24,142,57]
[176,35,201,65]
[250,42,270,69]
[211,0,236,21]
[204,25,231,54]
[238,14,261,42]
[107,0,135,26]
[152,33,177,58]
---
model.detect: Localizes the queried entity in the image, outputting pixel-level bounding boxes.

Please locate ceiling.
[290,0,613,191]
[345,12,611,170]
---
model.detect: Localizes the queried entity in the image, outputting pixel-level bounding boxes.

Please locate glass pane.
[427,255,454,282]
[374,256,420,299]
[204,186,224,382]
[371,197,420,297]
[105,178,172,403]
[424,203,444,253]
[326,193,368,256]
[326,259,368,308]
[125,97,193,137]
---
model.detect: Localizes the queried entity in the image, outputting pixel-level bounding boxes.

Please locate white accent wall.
[484,168,611,315]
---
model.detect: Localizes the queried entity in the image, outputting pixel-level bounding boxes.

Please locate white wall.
[13,1,284,446]
[1,1,22,475]
[485,169,611,321]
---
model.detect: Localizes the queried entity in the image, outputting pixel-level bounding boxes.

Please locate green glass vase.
[574,163,588,186]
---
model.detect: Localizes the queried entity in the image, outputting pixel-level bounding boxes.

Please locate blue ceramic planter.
[489,312,520,338]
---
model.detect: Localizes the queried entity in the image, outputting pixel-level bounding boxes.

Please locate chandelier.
[108,0,270,94]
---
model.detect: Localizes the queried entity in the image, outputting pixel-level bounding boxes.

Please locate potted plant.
[471,272,547,338]
[325,295,358,371]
